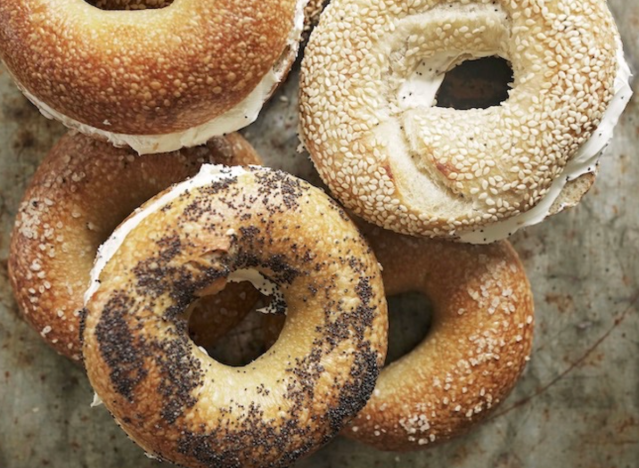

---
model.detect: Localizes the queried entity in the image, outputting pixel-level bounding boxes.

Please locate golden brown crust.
[8,131,261,361]
[82,166,388,468]
[341,223,534,450]
[300,0,620,237]
[0,0,298,134]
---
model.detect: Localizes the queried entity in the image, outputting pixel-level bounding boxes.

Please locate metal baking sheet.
[1,2,638,466]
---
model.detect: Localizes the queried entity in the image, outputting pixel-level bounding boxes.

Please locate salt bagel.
[0,0,307,154]
[340,224,534,450]
[9,132,261,361]
[300,0,632,241]
[82,165,388,468]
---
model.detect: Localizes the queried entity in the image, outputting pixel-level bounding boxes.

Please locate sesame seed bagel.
[8,132,261,361]
[340,223,534,450]
[0,0,306,154]
[300,0,631,240]
[302,0,329,41]
[81,165,388,467]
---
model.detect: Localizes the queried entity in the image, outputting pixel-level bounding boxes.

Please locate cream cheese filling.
[227,269,287,315]
[395,44,631,243]
[19,0,307,155]
[90,392,103,407]
[457,43,632,243]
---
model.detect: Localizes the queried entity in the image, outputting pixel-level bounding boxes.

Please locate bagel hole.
[385,292,433,365]
[188,286,284,367]
[435,56,513,110]
[85,0,173,10]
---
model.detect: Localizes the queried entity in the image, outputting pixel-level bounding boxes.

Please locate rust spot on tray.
[489,291,639,420]
[12,129,36,150]
[544,293,574,313]
[1,95,32,122]
[618,417,638,433]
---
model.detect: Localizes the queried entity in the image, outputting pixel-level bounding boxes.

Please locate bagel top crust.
[8,132,260,361]
[300,0,621,238]
[0,0,298,135]
[82,166,388,468]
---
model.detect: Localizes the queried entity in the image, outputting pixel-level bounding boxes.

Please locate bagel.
[0,0,307,154]
[81,165,388,467]
[302,0,329,41]
[341,224,534,450]
[300,0,632,241]
[8,132,261,361]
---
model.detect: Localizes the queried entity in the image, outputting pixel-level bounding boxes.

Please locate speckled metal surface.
[1,2,638,467]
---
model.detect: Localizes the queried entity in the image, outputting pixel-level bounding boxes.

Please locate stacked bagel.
[1,0,631,467]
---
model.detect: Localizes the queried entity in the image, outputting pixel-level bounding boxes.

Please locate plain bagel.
[9,132,261,361]
[82,165,388,468]
[0,0,307,154]
[300,0,632,241]
[342,223,534,450]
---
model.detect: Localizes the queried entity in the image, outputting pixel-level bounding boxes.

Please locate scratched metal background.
[1,2,638,467]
